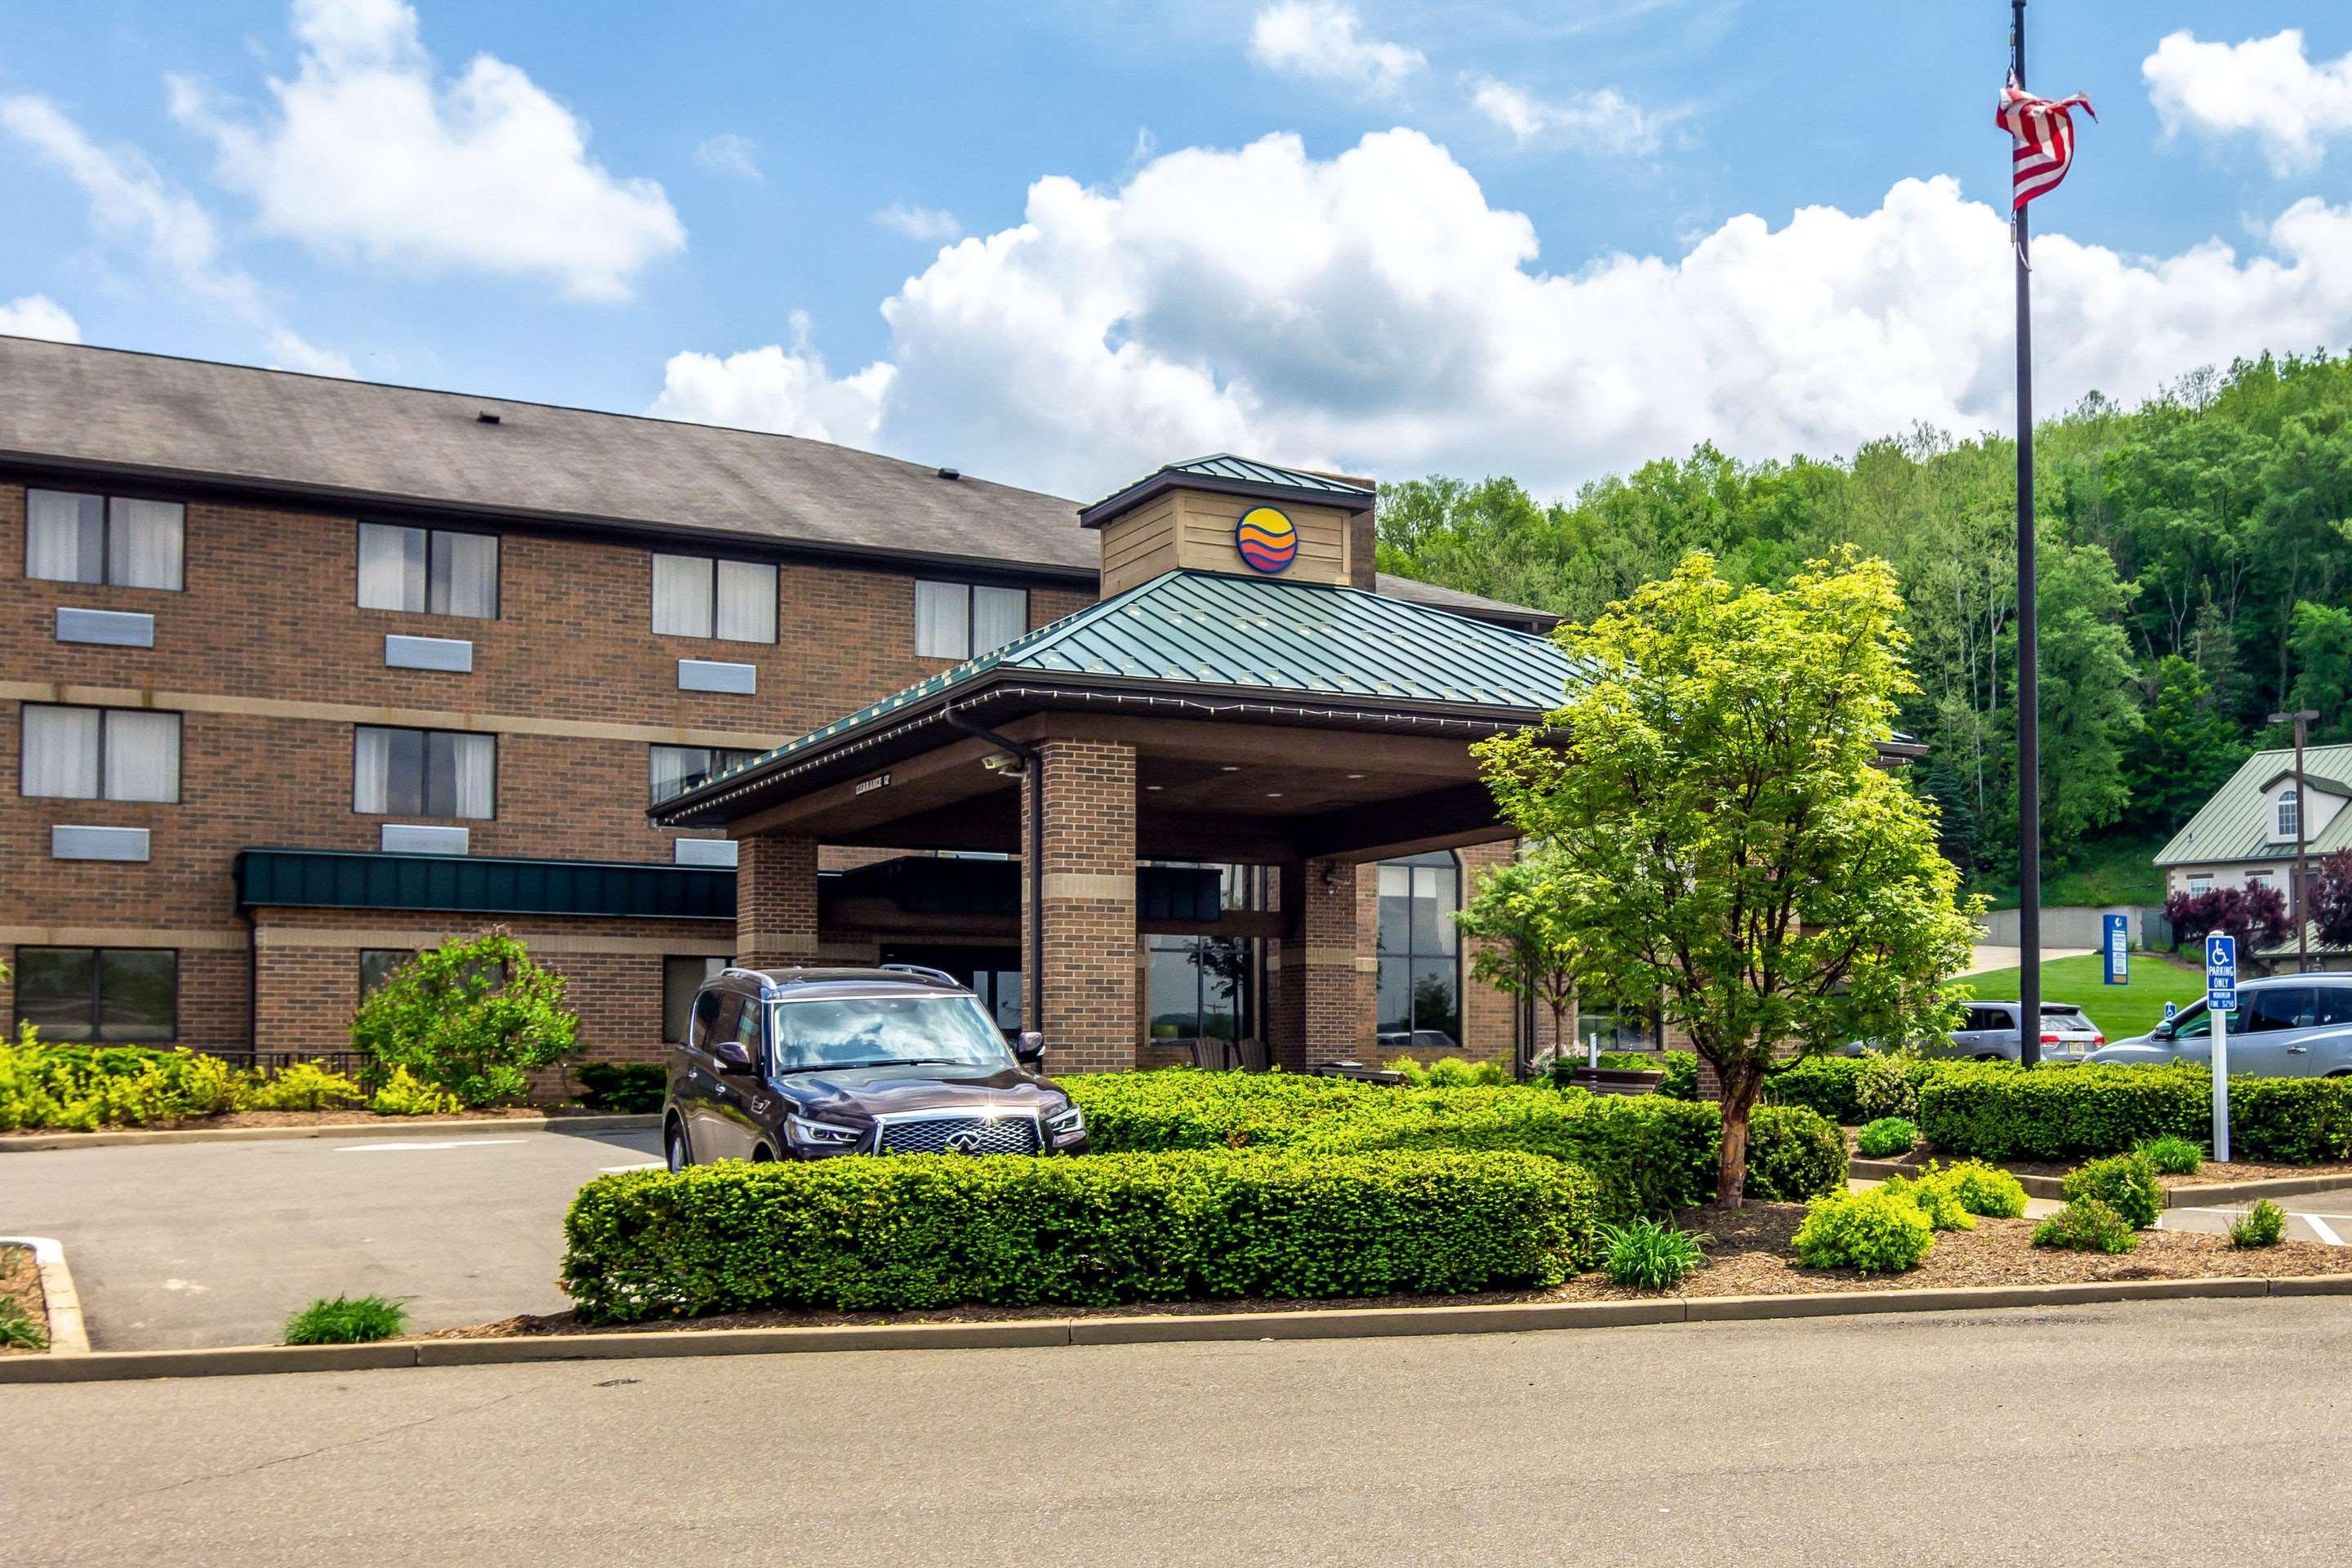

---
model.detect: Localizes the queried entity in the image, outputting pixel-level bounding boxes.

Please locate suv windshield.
[767,993,1013,1073]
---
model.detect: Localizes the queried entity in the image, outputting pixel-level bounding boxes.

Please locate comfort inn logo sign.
[1234,506,1297,574]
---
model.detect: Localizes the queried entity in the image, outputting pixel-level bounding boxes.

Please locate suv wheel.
[665,1118,692,1173]
[750,1143,775,1163]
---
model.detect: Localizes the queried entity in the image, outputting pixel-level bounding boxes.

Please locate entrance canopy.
[650,567,1577,865]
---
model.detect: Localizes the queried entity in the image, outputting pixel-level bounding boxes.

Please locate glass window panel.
[423,731,495,819]
[98,949,176,1042]
[1409,956,1461,1049]
[358,523,427,612]
[360,950,413,997]
[713,559,777,644]
[354,726,425,814]
[649,745,710,804]
[1197,937,1249,1041]
[26,490,105,583]
[1376,863,1412,953]
[21,706,100,799]
[16,947,97,1041]
[430,532,498,618]
[102,710,180,803]
[914,580,969,660]
[991,970,1022,1031]
[972,586,1027,653]
[1147,936,1200,1040]
[652,554,715,637]
[107,498,184,590]
[2245,987,2318,1032]
[1376,956,1413,1038]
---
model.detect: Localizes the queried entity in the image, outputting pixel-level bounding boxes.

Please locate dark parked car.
[662,965,1089,1169]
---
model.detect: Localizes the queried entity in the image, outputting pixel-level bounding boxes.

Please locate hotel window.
[359,950,415,997]
[663,956,728,1043]
[651,553,777,643]
[26,489,184,590]
[2186,875,2212,895]
[915,581,1027,660]
[1144,865,1261,1045]
[2278,787,2301,840]
[14,947,177,1043]
[354,725,496,818]
[650,745,761,805]
[1376,851,1462,1051]
[357,523,499,617]
[20,705,181,802]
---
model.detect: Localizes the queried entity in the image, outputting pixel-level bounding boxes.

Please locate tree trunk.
[1716,1068,1763,1208]
[1566,987,1581,1057]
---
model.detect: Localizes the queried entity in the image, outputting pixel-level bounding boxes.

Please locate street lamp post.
[2270,708,2320,973]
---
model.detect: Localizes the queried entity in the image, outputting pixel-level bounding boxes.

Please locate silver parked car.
[1840,1000,2105,1061]
[2089,974,2352,1077]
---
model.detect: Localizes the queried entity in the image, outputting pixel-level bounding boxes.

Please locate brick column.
[736,832,818,969]
[1271,858,1365,1070]
[1021,739,1137,1073]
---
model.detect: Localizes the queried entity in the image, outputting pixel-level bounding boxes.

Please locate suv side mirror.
[1014,1031,1046,1066]
[713,1038,756,1074]
[2151,1022,2174,1042]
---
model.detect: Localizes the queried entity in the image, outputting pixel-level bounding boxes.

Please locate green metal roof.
[664,568,1575,818]
[1078,452,1375,526]
[2155,743,2352,866]
[1156,454,1374,497]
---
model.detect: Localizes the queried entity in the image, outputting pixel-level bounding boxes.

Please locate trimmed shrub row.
[562,1147,1598,1325]
[1060,1072,1849,1218]
[1914,1064,2352,1164]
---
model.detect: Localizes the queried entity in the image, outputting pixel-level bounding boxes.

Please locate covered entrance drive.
[651,460,1576,1074]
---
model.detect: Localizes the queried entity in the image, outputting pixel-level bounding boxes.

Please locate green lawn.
[1976,834,2168,911]
[1956,950,2207,1042]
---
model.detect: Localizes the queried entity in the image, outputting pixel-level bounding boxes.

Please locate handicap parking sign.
[2206,933,2237,1011]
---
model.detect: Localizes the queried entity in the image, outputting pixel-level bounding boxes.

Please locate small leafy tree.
[2309,849,2352,952]
[350,929,579,1106]
[2164,884,2294,956]
[1454,849,1588,1067]
[1473,550,1980,1205]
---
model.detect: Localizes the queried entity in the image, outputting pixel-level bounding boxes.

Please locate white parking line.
[2305,1214,2345,1247]
[334,1139,531,1152]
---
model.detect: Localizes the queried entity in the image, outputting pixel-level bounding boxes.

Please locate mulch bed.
[421,1200,2352,1341]
[0,1245,47,1356]
[1845,1132,2352,1188]
[9,1105,638,1135]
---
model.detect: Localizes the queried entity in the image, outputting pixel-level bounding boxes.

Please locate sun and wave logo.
[1234,506,1298,573]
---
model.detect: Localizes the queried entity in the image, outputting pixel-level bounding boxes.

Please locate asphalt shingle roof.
[2155,743,2352,866]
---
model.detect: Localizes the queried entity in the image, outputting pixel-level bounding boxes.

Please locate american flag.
[1997,82,2095,211]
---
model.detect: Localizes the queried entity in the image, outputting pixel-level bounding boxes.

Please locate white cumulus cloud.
[0,294,81,342]
[873,202,964,243]
[649,129,2352,503]
[693,131,762,180]
[2145,29,2352,176]
[171,0,684,301]
[0,93,350,374]
[648,310,893,447]
[1468,76,1666,154]
[1248,2,1423,96]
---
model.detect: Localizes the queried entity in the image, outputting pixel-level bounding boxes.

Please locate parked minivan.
[2088,973,2352,1078]
[662,964,1089,1169]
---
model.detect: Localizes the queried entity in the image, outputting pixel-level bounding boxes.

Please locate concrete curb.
[0,1113,660,1153]
[1846,1157,2352,1208]
[0,1236,89,1354]
[2,1274,2339,1385]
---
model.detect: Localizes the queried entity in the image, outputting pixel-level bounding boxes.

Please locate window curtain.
[26,490,104,583]
[432,532,499,618]
[21,706,100,799]
[352,726,394,813]
[107,499,184,590]
[652,554,714,637]
[358,523,426,612]
[448,732,496,819]
[914,580,969,659]
[972,586,1027,654]
[649,745,710,804]
[714,559,777,643]
[102,711,180,803]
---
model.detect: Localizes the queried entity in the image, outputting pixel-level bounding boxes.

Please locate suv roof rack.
[878,962,965,990]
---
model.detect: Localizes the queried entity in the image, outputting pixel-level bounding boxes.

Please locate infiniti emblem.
[944,1128,986,1155]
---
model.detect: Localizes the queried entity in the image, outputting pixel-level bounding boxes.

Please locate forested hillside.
[1377,350,2352,901]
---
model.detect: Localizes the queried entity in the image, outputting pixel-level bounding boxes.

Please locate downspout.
[942,708,1045,1036]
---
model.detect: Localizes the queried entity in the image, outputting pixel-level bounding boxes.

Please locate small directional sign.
[2206,933,2237,1013]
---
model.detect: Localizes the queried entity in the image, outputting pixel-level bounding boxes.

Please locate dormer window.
[2278,786,2301,840]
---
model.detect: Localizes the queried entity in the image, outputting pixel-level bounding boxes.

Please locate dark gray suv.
[662,964,1088,1169]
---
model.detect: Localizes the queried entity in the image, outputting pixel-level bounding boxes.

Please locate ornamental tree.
[1472,550,1980,1205]
[1453,849,1589,1066]
[350,929,580,1106]
[2163,884,2294,956]
[2310,850,2352,952]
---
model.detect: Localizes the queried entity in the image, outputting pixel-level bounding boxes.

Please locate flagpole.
[2011,0,2042,1068]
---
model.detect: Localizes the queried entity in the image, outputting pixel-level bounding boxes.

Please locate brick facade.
[737,833,819,968]
[1022,739,1138,1073]
[1270,858,1365,1070]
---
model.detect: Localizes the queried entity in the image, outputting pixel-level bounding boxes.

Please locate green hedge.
[0,1043,242,1131]
[1915,1063,2352,1164]
[1061,1071,1848,1217]
[561,1148,1597,1324]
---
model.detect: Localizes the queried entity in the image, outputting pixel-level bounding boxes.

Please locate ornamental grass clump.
[1596,1218,1708,1290]
[2060,1152,2163,1230]
[2031,1198,2138,1254]
[2229,1199,2287,1249]
[2136,1134,2204,1176]
[283,1294,408,1345]
[1855,1116,1921,1158]
[1790,1187,1936,1273]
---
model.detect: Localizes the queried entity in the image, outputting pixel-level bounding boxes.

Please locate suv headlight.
[1045,1103,1085,1145]
[786,1113,862,1150]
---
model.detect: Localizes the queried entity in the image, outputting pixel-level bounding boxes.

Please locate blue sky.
[5,1,2351,501]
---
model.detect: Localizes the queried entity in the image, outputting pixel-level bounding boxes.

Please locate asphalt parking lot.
[3,1126,662,1349]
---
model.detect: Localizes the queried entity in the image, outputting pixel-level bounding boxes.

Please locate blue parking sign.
[2206,933,2237,1012]
[2103,912,2128,984]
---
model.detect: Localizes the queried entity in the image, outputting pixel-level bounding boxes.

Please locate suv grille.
[876,1116,1040,1156]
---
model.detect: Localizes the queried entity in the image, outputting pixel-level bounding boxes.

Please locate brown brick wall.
[1455,840,1520,1069]
[1269,858,1364,1069]
[737,833,819,967]
[1022,738,1136,1073]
